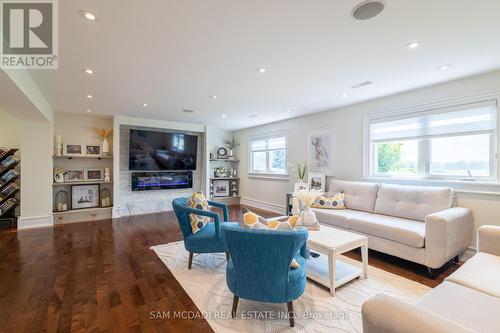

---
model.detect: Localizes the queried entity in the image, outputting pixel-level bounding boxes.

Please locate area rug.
[151,241,430,333]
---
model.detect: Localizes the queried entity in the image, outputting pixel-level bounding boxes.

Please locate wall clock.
[217,147,227,159]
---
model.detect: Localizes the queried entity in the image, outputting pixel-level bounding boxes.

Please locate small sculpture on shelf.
[55,135,63,156]
[104,168,111,182]
[53,168,66,183]
[55,190,69,212]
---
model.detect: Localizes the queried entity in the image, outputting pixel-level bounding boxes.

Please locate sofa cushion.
[418,281,500,333]
[312,208,372,229]
[350,214,425,248]
[374,183,453,221]
[329,180,379,213]
[445,252,500,298]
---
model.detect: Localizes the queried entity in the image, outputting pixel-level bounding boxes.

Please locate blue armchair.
[172,197,229,269]
[221,223,308,327]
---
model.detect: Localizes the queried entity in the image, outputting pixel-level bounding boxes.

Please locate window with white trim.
[249,133,287,175]
[367,100,497,181]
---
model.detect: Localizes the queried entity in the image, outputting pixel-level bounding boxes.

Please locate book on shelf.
[0,183,19,197]
[0,198,18,215]
[0,169,19,183]
[0,155,17,167]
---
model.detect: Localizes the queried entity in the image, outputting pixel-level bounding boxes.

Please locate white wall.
[233,69,500,248]
[18,121,54,229]
[0,110,21,148]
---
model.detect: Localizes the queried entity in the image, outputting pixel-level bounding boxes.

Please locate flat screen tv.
[129,129,198,171]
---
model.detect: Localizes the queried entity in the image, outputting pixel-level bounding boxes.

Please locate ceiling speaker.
[352,1,385,20]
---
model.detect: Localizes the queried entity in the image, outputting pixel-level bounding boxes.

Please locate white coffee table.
[306,225,368,296]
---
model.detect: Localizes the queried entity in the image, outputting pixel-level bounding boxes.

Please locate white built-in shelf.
[210,159,239,162]
[53,206,113,215]
[53,155,113,160]
[53,181,113,186]
[210,177,240,180]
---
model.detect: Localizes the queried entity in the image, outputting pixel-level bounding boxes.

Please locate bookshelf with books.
[0,147,20,228]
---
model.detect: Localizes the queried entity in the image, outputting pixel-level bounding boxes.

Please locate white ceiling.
[28,0,500,130]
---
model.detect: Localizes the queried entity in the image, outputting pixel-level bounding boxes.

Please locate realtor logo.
[1,0,58,69]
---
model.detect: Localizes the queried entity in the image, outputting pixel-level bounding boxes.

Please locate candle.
[57,203,63,211]
[55,135,62,145]
[62,203,67,211]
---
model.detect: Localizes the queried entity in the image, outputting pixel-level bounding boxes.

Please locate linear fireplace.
[131,171,193,191]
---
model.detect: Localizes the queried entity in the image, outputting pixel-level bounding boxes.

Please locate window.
[249,133,287,175]
[367,100,497,181]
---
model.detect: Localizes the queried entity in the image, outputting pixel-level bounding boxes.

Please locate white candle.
[57,203,63,211]
[55,135,62,145]
[62,203,67,211]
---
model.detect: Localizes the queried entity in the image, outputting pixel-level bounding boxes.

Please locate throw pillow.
[311,191,345,209]
[241,208,301,269]
[187,192,210,233]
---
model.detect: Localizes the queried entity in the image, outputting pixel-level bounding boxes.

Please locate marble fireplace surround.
[114,123,205,217]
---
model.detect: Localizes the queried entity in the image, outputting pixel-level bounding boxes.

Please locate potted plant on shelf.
[214,166,229,178]
[224,137,240,160]
[95,128,113,156]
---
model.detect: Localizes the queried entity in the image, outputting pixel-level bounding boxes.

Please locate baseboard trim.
[18,215,53,230]
[240,197,286,215]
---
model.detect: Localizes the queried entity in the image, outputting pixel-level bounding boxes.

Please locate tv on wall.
[129,129,198,171]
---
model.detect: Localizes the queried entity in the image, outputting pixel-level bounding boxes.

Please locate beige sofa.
[312,180,474,277]
[362,225,500,333]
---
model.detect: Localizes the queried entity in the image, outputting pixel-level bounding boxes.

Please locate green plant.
[377,143,402,173]
[296,161,307,181]
[224,137,240,150]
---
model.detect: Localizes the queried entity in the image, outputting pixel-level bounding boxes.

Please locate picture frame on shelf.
[293,181,309,193]
[71,184,100,210]
[63,143,84,157]
[65,169,85,182]
[85,168,104,181]
[85,144,102,157]
[308,172,326,192]
[307,129,334,176]
[213,179,230,197]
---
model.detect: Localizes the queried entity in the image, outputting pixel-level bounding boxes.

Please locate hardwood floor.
[0,205,461,332]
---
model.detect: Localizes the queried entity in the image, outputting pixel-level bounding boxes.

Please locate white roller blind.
[370,101,496,142]
[250,136,286,151]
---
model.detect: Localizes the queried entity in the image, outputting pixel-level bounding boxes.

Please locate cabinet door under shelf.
[54,208,112,224]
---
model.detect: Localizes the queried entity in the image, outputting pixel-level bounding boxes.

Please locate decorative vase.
[54,173,65,183]
[102,138,110,156]
[227,149,234,158]
[297,206,320,230]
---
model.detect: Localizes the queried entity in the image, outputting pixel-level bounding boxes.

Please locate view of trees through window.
[375,140,417,175]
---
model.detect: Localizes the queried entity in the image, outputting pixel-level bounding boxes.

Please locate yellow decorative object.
[187,192,210,233]
[241,209,301,268]
[311,192,345,209]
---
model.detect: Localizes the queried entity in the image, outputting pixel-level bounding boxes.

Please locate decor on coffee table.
[71,184,100,210]
[296,189,321,230]
[172,197,229,270]
[307,225,368,296]
[307,129,334,176]
[220,222,309,327]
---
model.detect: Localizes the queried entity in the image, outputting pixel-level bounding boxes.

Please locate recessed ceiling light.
[286,109,291,113]
[405,41,422,49]
[211,95,218,99]
[221,114,227,119]
[438,64,452,70]
[83,68,95,75]
[86,109,92,113]
[257,68,267,73]
[340,93,348,98]
[182,109,194,113]
[141,103,148,107]
[85,94,93,99]
[79,10,98,21]
[352,0,385,20]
